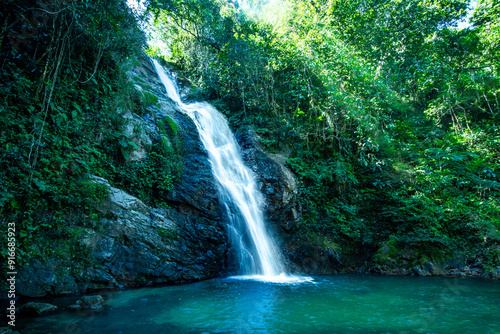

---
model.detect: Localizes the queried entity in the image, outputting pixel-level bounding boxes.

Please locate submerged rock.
[18,302,58,316]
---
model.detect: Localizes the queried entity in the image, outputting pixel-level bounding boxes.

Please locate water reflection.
[18,275,500,334]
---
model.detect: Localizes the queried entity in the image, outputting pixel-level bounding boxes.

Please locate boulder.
[74,295,105,312]
[422,261,447,275]
[412,265,431,276]
[19,302,58,316]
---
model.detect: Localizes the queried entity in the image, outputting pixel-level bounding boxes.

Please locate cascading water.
[153,60,293,280]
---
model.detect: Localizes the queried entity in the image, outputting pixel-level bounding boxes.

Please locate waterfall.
[153,59,288,279]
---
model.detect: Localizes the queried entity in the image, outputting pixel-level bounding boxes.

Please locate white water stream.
[153,60,311,283]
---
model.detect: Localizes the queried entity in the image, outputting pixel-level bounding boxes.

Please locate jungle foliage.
[148,0,499,264]
[1,0,498,270]
[0,0,181,266]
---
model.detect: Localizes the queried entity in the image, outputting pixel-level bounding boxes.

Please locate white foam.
[228,273,314,284]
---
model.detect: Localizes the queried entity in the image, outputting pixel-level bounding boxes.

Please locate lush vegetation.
[0,0,181,268]
[148,0,499,267]
[1,0,498,275]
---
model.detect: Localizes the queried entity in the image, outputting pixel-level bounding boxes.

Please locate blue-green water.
[18,275,500,333]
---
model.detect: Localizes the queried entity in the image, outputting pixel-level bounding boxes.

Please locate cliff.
[15,56,230,297]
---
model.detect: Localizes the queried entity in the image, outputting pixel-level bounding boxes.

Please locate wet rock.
[235,130,301,234]
[75,295,105,312]
[410,262,448,276]
[19,302,58,316]
[412,265,431,276]
[163,112,224,219]
[235,130,305,270]
[287,244,343,274]
[422,261,447,276]
[17,260,78,297]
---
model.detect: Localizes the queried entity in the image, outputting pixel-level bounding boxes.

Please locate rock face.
[235,130,305,269]
[16,55,229,297]
[78,176,227,290]
[236,131,301,231]
[235,130,360,274]
[164,112,224,219]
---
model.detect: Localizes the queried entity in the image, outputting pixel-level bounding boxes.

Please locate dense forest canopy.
[1,0,499,270]
[146,0,499,263]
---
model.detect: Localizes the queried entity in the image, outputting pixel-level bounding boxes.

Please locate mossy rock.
[19,302,58,316]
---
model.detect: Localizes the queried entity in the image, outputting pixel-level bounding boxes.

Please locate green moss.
[113,134,182,207]
[141,91,159,106]
[158,227,179,242]
[373,237,400,265]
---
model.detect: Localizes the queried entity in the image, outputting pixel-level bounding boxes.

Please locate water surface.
[19,274,500,333]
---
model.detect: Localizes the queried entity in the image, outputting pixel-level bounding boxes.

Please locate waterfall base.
[228,273,314,284]
[153,59,288,278]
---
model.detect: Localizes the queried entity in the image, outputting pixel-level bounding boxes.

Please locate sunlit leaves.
[472,0,500,60]
[148,0,500,260]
